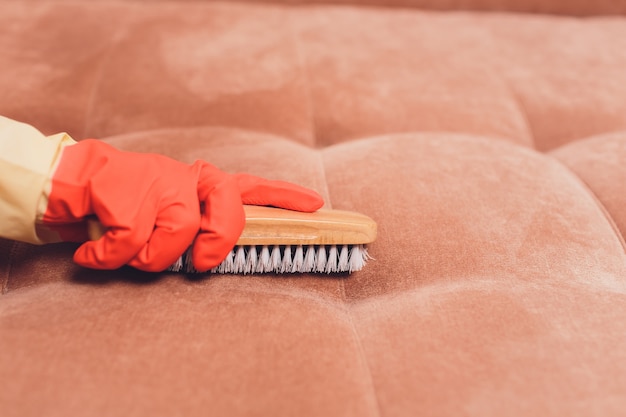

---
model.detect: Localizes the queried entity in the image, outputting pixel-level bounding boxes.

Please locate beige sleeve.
[0,116,77,244]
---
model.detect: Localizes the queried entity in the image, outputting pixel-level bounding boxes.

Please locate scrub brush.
[89,206,377,274]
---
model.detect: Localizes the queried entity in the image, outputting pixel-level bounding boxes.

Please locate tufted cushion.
[2,1,626,416]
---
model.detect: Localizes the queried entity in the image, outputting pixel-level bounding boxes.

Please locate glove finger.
[192,176,245,272]
[73,205,156,269]
[235,173,324,212]
[127,204,201,272]
[74,224,153,269]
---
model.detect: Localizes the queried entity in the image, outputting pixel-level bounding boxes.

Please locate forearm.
[0,116,76,244]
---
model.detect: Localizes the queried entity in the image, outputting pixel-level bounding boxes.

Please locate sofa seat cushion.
[2,2,626,416]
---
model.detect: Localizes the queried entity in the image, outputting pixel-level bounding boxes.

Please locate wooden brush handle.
[236,205,376,245]
[87,206,377,246]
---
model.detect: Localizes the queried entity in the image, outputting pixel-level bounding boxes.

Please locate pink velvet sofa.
[2,0,626,415]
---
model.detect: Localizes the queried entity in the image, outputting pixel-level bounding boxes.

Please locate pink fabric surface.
[2,1,626,416]
[244,0,626,16]
[16,0,626,16]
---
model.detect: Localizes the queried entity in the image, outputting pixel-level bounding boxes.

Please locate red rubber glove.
[42,139,323,272]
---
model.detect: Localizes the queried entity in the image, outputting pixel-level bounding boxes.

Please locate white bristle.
[184,248,195,273]
[212,249,234,274]
[270,246,282,271]
[171,254,184,272]
[338,245,349,271]
[244,246,258,274]
[304,246,316,271]
[167,244,371,274]
[349,245,370,272]
[281,245,292,273]
[233,246,246,272]
[291,245,304,273]
[223,250,236,273]
[257,246,271,273]
[325,245,338,273]
[315,246,327,272]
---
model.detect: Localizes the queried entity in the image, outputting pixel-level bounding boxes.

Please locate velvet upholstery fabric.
[2,1,626,416]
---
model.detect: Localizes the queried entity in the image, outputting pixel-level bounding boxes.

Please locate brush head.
[171,206,377,274]
[170,244,371,274]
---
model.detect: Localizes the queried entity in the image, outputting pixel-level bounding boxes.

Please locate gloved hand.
[42,139,324,272]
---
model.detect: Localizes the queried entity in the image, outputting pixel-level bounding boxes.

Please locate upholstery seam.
[287,8,319,148]
[341,280,384,417]
[481,22,537,149]
[317,151,333,210]
[502,76,537,150]
[319,148,381,415]
[485,21,537,150]
[549,156,626,253]
[81,8,136,139]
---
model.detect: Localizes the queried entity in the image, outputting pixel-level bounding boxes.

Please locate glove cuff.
[42,139,114,226]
